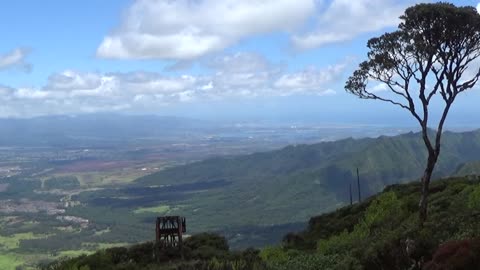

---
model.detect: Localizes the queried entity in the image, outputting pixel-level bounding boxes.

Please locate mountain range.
[54,128,480,250]
[130,129,480,234]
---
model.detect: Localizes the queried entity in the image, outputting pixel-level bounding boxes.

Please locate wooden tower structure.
[155,216,186,248]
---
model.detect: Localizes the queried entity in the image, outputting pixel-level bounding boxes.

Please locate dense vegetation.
[138,130,480,197]
[125,130,480,233]
[5,130,480,269]
[268,177,480,269]
[40,233,266,270]
[45,129,480,251]
[44,177,480,270]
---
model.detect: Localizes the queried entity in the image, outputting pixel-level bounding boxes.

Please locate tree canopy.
[345,2,480,223]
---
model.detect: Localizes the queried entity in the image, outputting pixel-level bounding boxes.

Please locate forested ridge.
[42,177,480,270]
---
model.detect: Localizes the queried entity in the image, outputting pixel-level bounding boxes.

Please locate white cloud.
[369,83,388,93]
[97,0,315,60]
[200,82,214,90]
[0,48,32,72]
[477,3,480,14]
[0,53,347,117]
[113,72,197,94]
[14,88,50,99]
[274,63,346,95]
[205,52,271,73]
[96,0,430,59]
[46,70,102,91]
[292,0,421,49]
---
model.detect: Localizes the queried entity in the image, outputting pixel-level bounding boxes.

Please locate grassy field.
[0,232,48,250]
[133,205,171,214]
[0,232,53,269]
[51,161,169,187]
[49,162,168,187]
[52,243,132,262]
[21,245,133,269]
[56,249,93,258]
[0,254,23,270]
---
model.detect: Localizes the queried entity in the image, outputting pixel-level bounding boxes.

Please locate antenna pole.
[357,168,361,203]
[349,182,353,205]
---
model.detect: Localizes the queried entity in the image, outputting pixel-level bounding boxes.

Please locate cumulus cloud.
[369,83,389,93]
[0,48,32,72]
[0,53,347,117]
[205,52,272,73]
[96,0,431,58]
[45,70,103,91]
[292,0,422,49]
[274,63,346,95]
[97,0,315,60]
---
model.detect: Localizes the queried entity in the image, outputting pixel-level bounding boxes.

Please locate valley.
[2,2,480,269]
[1,123,479,269]
[0,115,410,269]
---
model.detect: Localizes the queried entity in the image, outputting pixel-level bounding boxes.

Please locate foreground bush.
[39,233,266,270]
[281,178,480,270]
[41,177,480,270]
[423,238,480,270]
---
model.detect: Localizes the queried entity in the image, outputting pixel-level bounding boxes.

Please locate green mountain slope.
[266,176,480,270]
[42,177,480,270]
[64,129,480,250]
[454,160,480,176]
[133,129,480,222]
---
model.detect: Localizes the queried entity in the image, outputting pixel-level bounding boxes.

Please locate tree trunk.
[419,154,437,225]
[417,101,450,225]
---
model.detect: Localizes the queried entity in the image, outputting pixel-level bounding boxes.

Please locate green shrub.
[260,246,290,266]
[260,246,359,270]
[184,233,229,260]
[468,184,480,209]
[361,191,403,229]
[316,192,403,255]
[317,229,366,255]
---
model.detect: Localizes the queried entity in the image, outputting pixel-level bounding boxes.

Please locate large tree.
[345,3,480,224]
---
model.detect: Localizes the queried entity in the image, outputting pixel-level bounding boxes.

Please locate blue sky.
[0,0,479,126]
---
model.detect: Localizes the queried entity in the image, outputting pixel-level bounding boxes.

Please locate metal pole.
[357,168,361,203]
[349,182,353,205]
